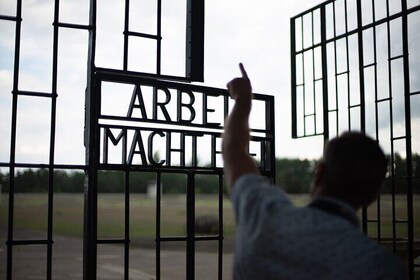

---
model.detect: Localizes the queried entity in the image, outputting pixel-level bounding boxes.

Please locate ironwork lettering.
[177,89,196,123]
[101,125,266,168]
[100,78,272,169]
[153,87,172,121]
[127,85,148,119]
[147,131,166,166]
[121,83,228,128]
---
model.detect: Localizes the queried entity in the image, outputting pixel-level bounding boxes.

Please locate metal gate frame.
[291,0,420,278]
[84,70,275,279]
[1,0,276,279]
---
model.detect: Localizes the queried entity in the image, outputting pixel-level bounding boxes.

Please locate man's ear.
[310,162,326,199]
[314,162,326,187]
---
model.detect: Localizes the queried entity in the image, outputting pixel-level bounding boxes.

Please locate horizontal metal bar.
[194,236,222,241]
[109,165,224,175]
[0,162,87,170]
[158,236,187,242]
[328,109,338,112]
[99,163,224,174]
[96,67,274,102]
[389,54,405,61]
[101,115,274,134]
[100,115,223,131]
[304,113,316,117]
[336,71,349,76]
[376,97,392,103]
[100,122,221,135]
[314,77,323,82]
[292,133,324,139]
[95,67,193,83]
[395,220,408,224]
[0,15,20,21]
[367,220,379,223]
[363,62,376,68]
[392,136,407,141]
[96,68,225,94]
[97,239,129,244]
[349,104,361,109]
[296,83,305,87]
[54,22,92,30]
[157,236,222,242]
[411,91,420,96]
[7,240,52,245]
[15,90,57,98]
[125,31,161,40]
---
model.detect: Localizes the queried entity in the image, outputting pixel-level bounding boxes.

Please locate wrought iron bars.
[291,0,420,278]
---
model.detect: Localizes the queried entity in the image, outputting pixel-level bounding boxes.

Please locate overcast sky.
[0,0,419,167]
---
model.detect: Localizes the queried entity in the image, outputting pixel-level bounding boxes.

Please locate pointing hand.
[226,63,252,102]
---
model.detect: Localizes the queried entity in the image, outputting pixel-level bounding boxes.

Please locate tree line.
[0,154,419,194]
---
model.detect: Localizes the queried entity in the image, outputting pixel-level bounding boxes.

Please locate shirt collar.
[308,196,359,227]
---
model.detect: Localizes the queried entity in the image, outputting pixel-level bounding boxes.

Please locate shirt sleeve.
[230,174,292,232]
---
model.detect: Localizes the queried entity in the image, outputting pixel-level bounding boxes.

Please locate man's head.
[311,131,388,210]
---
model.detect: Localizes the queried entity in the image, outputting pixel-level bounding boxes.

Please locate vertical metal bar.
[84,79,100,280]
[166,132,172,166]
[156,0,162,75]
[345,0,352,130]
[356,0,368,233]
[186,172,195,279]
[356,0,366,133]
[47,0,61,278]
[290,17,298,138]
[217,174,224,280]
[155,172,161,280]
[84,0,98,278]
[333,1,339,136]
[211,135,216,168]
[385,0,397,254]
[180,134,186,167]
[266,96,276,178]
[371,0,382,243]
[7,1,22,279]
[400,1,414,277]
[123,0,130,71]
[320,6,329,142]
[301,17,307,136]
[186,0,204,81]
[311,11,317,134]
[223,94,229,121]
[124,171,130,280]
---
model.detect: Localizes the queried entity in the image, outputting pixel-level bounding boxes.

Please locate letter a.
[127,85,148,119]
[127,130,148,165]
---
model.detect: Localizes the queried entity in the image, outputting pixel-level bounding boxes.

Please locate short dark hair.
[322,131,388,206]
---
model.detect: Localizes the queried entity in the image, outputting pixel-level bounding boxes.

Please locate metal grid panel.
[291,0,420,278]
[84,72,275,279]
[0,1,275,279]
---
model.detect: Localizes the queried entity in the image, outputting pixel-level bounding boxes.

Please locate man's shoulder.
[231,174,291,206]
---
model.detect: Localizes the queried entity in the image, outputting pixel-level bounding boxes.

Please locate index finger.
[239,63,248,79]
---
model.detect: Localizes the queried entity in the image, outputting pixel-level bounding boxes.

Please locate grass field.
[0,193,419,240]
[0,193,419,278]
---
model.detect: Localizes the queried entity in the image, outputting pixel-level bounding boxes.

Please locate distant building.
[147,180,157,199]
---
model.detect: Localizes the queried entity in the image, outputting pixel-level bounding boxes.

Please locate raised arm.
[222,63,260,191]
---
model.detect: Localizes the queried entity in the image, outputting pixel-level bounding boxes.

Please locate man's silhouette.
[222,64,405,279]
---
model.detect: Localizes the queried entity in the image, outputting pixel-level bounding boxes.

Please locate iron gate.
[0,0,275,279]
[291,0,420,278]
